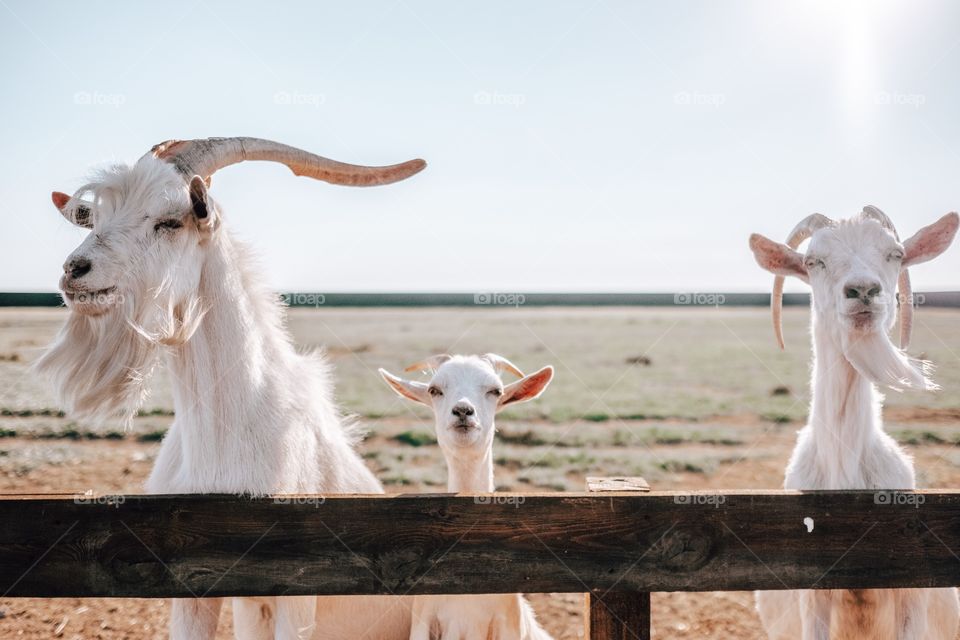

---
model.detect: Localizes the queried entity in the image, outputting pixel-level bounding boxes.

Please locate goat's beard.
[841,328,936,392]
[34,286,205,425]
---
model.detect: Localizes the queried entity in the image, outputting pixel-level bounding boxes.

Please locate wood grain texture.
[586,478,651,640]
[0,490,958,598]
[586,592,651,640]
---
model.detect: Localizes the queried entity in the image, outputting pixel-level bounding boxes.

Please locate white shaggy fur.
[380,354,555,640]
[38,154,414,640]
[749,207,960,639]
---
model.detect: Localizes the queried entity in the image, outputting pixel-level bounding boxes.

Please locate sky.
[1,0,959,293]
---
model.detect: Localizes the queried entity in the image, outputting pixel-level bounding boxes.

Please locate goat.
[380,353,555,640]
[37,137,424,640]
[749,206,960,639]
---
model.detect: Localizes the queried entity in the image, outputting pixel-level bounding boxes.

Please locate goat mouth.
[450,422,479,433]
[846,309,878,330]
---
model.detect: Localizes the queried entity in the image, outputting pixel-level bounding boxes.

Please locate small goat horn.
[404,354,452,373]
[862,205,912,349]
[146,137,426,187]
[483,353,524,378]
[772,213,835,350]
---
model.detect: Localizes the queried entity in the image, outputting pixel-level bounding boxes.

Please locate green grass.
[498,430,551,446]
[0,408,65,417]
[392,430,437,447]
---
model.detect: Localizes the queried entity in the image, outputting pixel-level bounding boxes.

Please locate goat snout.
[451,403,475,419]
[64,257,92,280]
[844,281,881,305]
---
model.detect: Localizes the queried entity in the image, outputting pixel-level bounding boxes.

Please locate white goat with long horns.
[379,354,555,640]
[37,137,425,640]
[749,206,960,639]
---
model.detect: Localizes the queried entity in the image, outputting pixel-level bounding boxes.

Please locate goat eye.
[805,258,823,269]
[489,388,503,397]
[428,386,442,398]
[889,250,904,261]
[154,218,183,232]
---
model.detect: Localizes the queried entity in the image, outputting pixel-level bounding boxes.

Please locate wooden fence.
[2,482,960,639]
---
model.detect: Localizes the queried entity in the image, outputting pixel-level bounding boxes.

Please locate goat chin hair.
[841,329,937,392]
[33,289,205,426]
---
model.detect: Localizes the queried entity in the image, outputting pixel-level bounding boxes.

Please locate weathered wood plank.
[586,592,651,640]
[586,477,651,640]
[0,491,958,598]
[586,477,650,492]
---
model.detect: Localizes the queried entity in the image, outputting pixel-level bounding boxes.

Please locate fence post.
[584,477,651,640]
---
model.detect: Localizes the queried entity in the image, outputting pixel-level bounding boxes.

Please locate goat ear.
[499,366,553,409]
[188,175,214,228]
[902,212,959,267]
[51,191,94,229]
[378,368,431,406]
[749,233,806,279]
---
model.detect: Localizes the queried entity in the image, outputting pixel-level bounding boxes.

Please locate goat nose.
[65,258,92,279]
[451,404,475,418]
[844,281,882,303]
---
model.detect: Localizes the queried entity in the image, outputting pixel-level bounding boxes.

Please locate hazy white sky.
[2,0,959,292]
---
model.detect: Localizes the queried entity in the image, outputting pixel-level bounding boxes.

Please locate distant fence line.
[2,291,959,308]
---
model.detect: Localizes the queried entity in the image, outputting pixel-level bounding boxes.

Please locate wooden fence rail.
[2,489,959,638]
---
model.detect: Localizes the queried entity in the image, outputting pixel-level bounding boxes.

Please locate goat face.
[804,220,903,335]
[52,160,215,319]
[380,356,554,453]
[752,210,958,341]
[427,359,504,450]
[751,209,959,389]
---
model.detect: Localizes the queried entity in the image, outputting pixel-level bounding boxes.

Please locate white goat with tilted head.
[36,137,426,640]
[379,354,555,640]
[749,206,960,639]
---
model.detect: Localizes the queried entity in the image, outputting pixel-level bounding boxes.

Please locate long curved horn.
[404,354,452,373]
[862,205,912,349]
[146,137,426,186]
[772,213,834,350]
[482,353,525,378]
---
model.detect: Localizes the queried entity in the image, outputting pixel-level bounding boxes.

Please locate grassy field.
[4,306,960,426]
[1,306,959,639]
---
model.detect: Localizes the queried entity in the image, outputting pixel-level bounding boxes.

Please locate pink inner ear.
[51,191,70,210]
[750,235,805,276]
[904,213,960,265]
[512,368,552,402]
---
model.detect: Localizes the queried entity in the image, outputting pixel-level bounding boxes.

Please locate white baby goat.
[380,353,555,640]
[750,206,960,639]
[37,137,425,640]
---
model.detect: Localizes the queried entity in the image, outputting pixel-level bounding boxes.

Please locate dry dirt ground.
[0,307,959,638]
